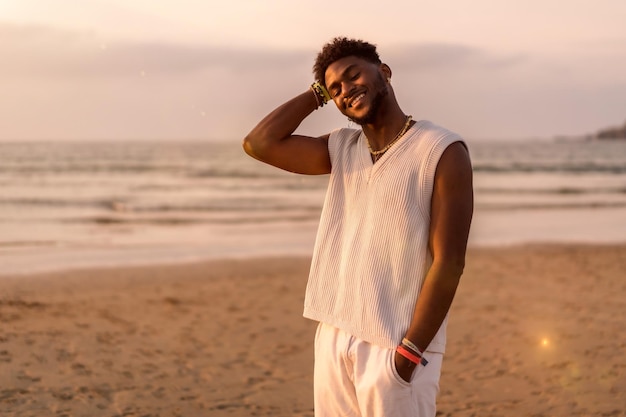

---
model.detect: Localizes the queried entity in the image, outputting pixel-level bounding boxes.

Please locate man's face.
[324,56,389,125]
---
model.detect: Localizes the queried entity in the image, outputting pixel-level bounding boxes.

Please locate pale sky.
[1,0,625,141]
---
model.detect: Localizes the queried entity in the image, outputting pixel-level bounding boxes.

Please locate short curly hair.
[313,37,381,87]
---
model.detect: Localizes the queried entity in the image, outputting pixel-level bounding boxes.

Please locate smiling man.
[243,37,473,417]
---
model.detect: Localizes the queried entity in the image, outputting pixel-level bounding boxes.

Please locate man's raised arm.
[242,89,331,175]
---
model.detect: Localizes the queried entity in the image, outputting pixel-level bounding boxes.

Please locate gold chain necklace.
[366,115,413,161]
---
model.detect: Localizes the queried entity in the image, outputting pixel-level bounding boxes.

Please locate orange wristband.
[396,345,429,366]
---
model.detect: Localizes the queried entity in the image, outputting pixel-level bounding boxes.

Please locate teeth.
[350,93,365,107]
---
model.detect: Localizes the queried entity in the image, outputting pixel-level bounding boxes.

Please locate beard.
[348,73,389,125]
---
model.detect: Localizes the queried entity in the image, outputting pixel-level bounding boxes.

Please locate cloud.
[1,22,526,80]
[384,43,525,71]
[3,22,623,141]
[0,22,313,78]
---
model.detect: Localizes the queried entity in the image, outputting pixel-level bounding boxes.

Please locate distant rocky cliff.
[596,120,626,139]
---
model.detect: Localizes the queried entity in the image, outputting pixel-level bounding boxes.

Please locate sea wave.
[477,201,626,210]
[476,187,626,195]
[59,213,322,225]
[0,197,324,213]
[472,163,626,174]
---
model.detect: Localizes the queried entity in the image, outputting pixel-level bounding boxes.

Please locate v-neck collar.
[358,121,422,173]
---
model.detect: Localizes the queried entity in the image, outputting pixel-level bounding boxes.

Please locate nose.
[341,82,356,100]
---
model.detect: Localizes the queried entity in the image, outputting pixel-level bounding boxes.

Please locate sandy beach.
[1,244,625,417]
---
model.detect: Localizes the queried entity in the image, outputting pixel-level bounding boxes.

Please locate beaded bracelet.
[310,86,322,108]
[310,81,331,106]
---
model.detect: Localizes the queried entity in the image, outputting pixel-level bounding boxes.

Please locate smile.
[348,93,365,108]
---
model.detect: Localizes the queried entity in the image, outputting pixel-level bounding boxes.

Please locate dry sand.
[0,244,625,417]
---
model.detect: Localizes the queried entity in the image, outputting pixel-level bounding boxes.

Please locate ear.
[380,63,392,81]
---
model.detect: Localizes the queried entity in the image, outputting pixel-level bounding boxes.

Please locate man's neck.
[361,104,409,151]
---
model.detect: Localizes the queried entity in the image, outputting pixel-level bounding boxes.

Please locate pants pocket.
[387,348,413,387]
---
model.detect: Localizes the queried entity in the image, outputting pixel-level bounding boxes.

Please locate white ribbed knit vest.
[303,120,464,352]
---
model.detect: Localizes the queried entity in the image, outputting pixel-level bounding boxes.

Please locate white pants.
[314,322,443,417]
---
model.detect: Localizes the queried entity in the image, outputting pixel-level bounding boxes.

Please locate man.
[243,37,473,417]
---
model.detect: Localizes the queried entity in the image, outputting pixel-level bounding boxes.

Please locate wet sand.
[1,244,625,416]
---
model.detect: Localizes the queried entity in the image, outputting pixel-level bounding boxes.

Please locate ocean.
[1,138,625,275]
